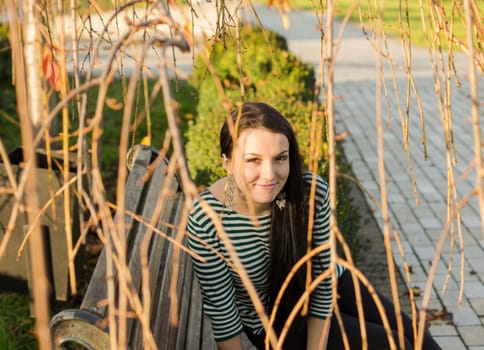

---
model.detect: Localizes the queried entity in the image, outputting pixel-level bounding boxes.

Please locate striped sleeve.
[305,173,334,319]
[186,200,244,341]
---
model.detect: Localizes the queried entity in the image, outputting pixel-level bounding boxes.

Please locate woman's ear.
[222,154,231,173]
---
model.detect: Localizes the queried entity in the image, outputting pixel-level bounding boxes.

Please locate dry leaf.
[140,136,151,145]
[42,44,61,91]
[105,98,123,110]
[405,286,421,296]
[426,308,454,324]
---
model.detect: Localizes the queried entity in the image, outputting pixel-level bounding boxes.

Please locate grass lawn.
[0,293,37,350]
[0,76,197,194]
[288,0,478,49]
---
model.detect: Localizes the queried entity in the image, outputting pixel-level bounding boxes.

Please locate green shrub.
[185,25,360,256]
[0,24,11,81]
[186,25,316,185]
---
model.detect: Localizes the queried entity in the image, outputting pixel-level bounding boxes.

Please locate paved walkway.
[243,5,484,350]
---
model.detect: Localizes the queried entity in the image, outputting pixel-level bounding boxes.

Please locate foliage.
[79,78,196,165]
[186,25,316,185]
[0,24,11,81]
[0,77,18,151]
[0,77,197,199]
[0,293,37,350]
[185,25,360,256]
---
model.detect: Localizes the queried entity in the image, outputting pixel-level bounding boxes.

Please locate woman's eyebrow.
[243,150,289,156]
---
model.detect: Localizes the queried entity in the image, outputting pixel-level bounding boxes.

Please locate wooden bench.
[50,144,216,350]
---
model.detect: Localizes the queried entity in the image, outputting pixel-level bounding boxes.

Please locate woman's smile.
[224,128,290,215]
[255,183,277,190]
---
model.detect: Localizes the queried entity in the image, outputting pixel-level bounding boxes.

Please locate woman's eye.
[276,155,288,161]
[246,158,260,163]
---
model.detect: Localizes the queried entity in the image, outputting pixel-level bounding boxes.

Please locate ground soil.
[349,180,414,316]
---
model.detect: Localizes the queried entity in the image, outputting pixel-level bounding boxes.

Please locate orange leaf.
[105,97,123,110]
[42,45,61,91]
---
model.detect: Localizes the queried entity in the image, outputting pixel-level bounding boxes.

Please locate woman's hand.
[217,335,244,350]
[307,317,330,350]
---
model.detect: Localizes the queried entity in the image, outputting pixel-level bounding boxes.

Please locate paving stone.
[474,236,484,250]
[458,326,484,346]
[462,231,484,247]
[439,288,467,302]
[462,244,484,258]
[462,216,484,229]
[407,232,434,246]
[421,258,450,275]
[460,272,483,284]
[441,250,465,262]
[467,257,484,273]
[414,245,439,260]
[447,305,482,326]
[428,324,458,336]
[420,217,443,231]
[408,266,431,283]
[421,297,443,311]
[463,282,484,299]
[426,228,446,243]
[433,336,467,350]
[439,241,464,256]
[432,273,460,292]
[469,298,484,317]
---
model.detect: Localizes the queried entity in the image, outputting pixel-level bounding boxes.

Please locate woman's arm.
[307,174,334,318]
[187,200,244,342]
[217,335,244,350]
[307,317,329,350]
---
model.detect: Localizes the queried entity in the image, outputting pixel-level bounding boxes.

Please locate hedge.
[0,24,11,81]
[186,25,317,185]
[185,25,361,257]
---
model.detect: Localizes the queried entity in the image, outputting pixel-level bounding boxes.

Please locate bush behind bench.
[185,25,361,257]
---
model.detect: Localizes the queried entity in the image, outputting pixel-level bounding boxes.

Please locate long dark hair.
[220,102,309,339]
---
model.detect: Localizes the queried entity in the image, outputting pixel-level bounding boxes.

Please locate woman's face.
[224,128,290,214]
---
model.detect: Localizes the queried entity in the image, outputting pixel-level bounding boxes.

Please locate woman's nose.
[261,161,275,179]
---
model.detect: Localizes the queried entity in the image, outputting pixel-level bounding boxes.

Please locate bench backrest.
[50,145,216,349]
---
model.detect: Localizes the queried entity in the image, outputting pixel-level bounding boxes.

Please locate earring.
[275,192,286,210]
[225,175,235,210]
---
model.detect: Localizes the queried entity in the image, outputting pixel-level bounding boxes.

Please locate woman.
[187,102,441,349]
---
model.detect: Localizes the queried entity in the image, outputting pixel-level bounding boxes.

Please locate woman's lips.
[256,183,277,190]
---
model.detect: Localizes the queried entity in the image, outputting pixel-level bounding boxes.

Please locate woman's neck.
[232,193,271,217]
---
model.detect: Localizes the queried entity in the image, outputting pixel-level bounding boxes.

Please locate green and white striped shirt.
[187,172,345,341]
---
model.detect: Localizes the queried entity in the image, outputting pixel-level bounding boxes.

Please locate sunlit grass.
[286,0,476,49]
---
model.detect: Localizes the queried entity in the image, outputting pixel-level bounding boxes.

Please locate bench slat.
[124,158,180,343]
[80,146,154,315]
[150,197,185,349]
